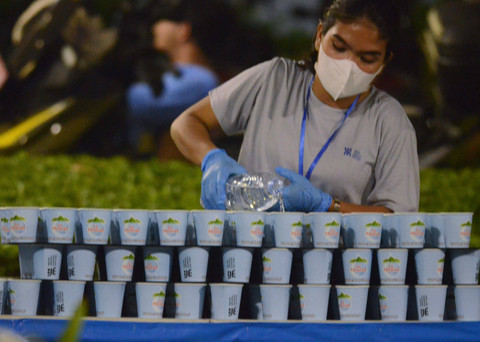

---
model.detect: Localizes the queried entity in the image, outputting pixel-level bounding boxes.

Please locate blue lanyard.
[299,76,360,180]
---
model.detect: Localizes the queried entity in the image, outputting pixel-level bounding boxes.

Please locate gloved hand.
[201,149,247,209]
[275,167,332,212]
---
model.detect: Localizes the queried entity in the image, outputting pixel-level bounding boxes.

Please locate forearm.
[329,200,393,213]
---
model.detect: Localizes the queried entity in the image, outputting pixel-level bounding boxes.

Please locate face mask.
[314,42,383,100]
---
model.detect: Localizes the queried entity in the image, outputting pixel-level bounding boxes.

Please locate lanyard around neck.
[298,76,360,180]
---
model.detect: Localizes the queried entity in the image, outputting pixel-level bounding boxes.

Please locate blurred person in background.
[0,55,8,91]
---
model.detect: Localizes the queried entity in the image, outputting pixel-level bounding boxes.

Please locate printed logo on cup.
[1,217,10,236]
[8,288,15,306]
[228,294,239,317]
[437,257,445,276]
[350,257,369,278]
[56,291,65,314]
[460,221,472,242]
[225,257,236,280]
[323,220,340,242]
[152,291,165,312]
[290,221,303,242]
[162,217,180,237]
[419,295,429,318]
[409,220,425,241]
[174,292,181,309]
[123,217,141,238]
[208,218,223,239]
[382,256,401,278]
[67,255,75,278]
[51,216,70,237]
[182,256,196,280]
[379,294,388,313]
[10,215,26,236]
[122,254,135,275]
[262,256,272,276]
[299,293,305,311]
[338,292,352,312]
[48,254,58,277]
[87,217,105,238]
[250,219,264,241]
[144,255,159,275]
[365,220,382,242]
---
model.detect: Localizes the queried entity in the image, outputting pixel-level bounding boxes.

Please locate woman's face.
[152,20,184,53]
[315,17,388,74]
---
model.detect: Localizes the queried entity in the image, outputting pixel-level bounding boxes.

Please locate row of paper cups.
[2,278,479,322]
[1,207,474,249]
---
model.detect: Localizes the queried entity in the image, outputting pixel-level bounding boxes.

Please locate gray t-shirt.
[210,57,419,212]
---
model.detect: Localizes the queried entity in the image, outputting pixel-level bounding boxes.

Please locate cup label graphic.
[87,217,105,238]
[460,221,472,242]
[182,256,193,280]
[290,221,303,243]
[228,294,238,318]
[51,216,70,237]
[152,291,165,313]
[365,220,382,242]
[1,217,10,236]
[299,293,305,311]
[208,218,223,239]
[144,255,159,275]
[250,219,264,241]
[262,256,273,276]
[10,215,26,237]
[350,257,368,278]
[162,217,180,237]
[48,254,58,277]
[382,256,401,278]
[67,255,75,278]
[419,294,430,319]
[225,257,236,280]
[409,220,425,241]
[122,254,135,275]
[324,220,340,242]
[338,292,352,312]
[56,291,65,315]
[9,288,15,306]
[436,257,445,276]
[123,217,141,238]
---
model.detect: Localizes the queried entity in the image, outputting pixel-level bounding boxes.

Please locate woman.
[171,0,419,213]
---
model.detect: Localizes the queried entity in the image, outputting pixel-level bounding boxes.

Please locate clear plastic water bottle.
[225,172,284,211]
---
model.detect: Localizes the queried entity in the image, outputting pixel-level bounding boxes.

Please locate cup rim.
[392,212,428,216]
[442,212,474,216]
[453,285,480,289]
[261,248,292,253]
[173,282,207,287]
[297,284,331,288]
[154,209,190,213]
[77,208,113,212]
[335,285,370,289]
[7,278,42,283]
[94,281,126,285]
[377,248,408,252]
[135,282,167,286]
[414,248,445,252]
[209,283,244,287]
[414,285,448,288]
[178,246,209,252]
[190,209,226,214]
[113,208,151,213]
[268,212,305,216]
[40,207,78,211]
[306,212,342,216]
[222,247,253,253]
[378,285,409,289]
[303,248,332,253]
[226,210,267,215]
[52,280,86,284]
[345,213,385,216]
[259,284,293,288]
[7,206,40,211]
[342,248,372,252]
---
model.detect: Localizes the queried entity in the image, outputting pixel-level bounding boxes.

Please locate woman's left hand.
[275,167,332,213]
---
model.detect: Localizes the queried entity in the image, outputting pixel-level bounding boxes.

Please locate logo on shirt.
[344,147,361,161]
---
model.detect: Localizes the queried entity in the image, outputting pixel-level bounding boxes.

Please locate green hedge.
[0,153,478,276]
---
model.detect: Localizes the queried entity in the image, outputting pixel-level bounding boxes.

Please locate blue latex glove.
[275,167,332,213]
[201,149,247,209]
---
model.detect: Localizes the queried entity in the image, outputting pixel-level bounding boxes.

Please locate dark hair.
[300,0,400,72]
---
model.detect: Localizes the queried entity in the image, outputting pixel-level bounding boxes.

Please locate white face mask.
[314,42,384,100]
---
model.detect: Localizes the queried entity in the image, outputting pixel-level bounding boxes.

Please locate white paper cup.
[174,283,206,320]
[297,285,330,321]
[143,247,173,282]
[415,285,447,321]
[306,213,341,249]
[343,213,383,248]
[94,281,126,318]
[0,208,11,244]
[41,208,76,244]
[450,249,480,285]
[427,213,446,248]
[135,282,167,318]
[210,283,243,320]
[378,285,408,322]
[414,249,445,285]
[104,246,136,282]
[192,210,225,246]
[52,280,86,317]
[377,249,408,284]
[155,210,189,246]
[231,211,265,247]
[260,284,292,321]
[270,212,304,248]
[453,285,480,321]
[8,279,41,316]
[444,213,474,248]
[0,278,8,314]
[66,245,97,281]
[114,209,150,246]
[77,208,112,245]
[262,248,293,284]
[178,247,209,282]
[9,207,40,243]
[222,248,253,283]
[336,285,369,321]
[32,245,63,280]
[302,249,333,284]
[395,213,427,248]
[342,249,372,285]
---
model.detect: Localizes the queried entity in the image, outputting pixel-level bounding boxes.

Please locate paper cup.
[32,245,63,280]
[143,247,173,282]
[297,285,330,321]
[382,214,399,248]
[231,211,265,247]
[260,284,292,321]
[135,282,167,318]
[178,247,209,282]
[270,212,304,248]
[453,285,480,321]
[376,249,408,285]
[342,249,372,285]
[0,208,11,244]
[66,245,97,281]
[444,213,473,248]
[9,207,40,243]
[104,246,136,281]
[210,283,243,320]
[302,249,333,284]
[395,213,427,248]
[77,208,112,245]
[115,209,150,245]
[8,279,41,316]
[378,285,408,321]
[155,210,189,246]
[414,249,445,285]
[450,249,480,284]
[52,280,86,317]
[174,283,206,320]
[18,245,38,279]
[0,278,7,314]
[262,248,293,284]
[222,248,253,283]
[192,210,225,246]
[306,213,341,249]
[41,208,76,244]
[94,281,126,318]
[415,285,447,321]
[427,213,446,248]
[344,213,383,248]
[336,285,369,321]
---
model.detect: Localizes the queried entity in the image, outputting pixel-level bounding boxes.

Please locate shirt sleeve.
[367,99,420,212]
[209,58,277,136]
